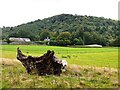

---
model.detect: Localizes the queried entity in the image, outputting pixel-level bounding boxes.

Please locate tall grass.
[1,64,118,88]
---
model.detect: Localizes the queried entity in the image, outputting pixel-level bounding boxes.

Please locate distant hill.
[2,14,119,46]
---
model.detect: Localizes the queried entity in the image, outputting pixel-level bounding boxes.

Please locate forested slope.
[2,14,119,46]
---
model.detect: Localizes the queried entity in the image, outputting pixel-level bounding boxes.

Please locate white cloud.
[0,0,119,27]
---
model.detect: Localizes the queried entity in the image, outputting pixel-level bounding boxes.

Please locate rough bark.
[17,47,63,76]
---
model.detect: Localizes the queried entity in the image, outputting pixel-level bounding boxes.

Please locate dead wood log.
[17,47,64,76]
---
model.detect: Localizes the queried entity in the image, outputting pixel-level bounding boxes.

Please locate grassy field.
[1,45,118,68]
[0,45,119,88]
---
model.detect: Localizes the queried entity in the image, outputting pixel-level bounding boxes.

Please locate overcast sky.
[0,0,119,27]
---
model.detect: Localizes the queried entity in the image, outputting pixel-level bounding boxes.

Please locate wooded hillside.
[1,14,119,46]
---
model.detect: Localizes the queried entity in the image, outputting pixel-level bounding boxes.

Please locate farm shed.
[44,37,50,42]
[9,37,31,42]
[44,37,50,45]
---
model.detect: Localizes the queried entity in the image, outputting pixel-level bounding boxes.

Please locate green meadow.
[1,45,118,68]
[0,45,119,88]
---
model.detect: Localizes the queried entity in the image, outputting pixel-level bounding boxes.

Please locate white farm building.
[9,37,31,42]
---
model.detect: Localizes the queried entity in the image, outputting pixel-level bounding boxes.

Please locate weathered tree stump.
[17,47,67,76]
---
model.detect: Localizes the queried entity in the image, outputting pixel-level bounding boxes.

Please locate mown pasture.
[0,45,119,88]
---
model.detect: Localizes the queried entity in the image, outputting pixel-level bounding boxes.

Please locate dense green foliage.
[2,14,119,46]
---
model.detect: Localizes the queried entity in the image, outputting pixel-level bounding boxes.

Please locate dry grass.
[69,64,118,73]
[0,58,22,66]
[1,58,119,88]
